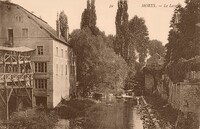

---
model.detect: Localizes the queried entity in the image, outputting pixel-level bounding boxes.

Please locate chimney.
[56,13,61,38]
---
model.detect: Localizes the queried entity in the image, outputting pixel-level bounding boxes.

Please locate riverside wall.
[144,71,200,114]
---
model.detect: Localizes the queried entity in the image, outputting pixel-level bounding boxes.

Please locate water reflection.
[123,100,143,129]
[56,99,143,129]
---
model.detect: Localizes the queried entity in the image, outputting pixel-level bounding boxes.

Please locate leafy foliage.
[166,56,200,82]
[165,5,184,65]
[70,28,128,96]
[114,2,150,91]
[59,11,69,41]
[129,15,149,64]
[114,0,130,63]
[149,40,165,57]
[81,0,99,35]
[165,1,200,81]
[7,109,58,129]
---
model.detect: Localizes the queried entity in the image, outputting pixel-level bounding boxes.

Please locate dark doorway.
[8,29,13,46]
[35,96,47,108]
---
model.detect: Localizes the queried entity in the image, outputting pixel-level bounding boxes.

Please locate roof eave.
[50,35,72,47]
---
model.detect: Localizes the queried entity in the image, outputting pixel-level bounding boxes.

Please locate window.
[61,49,63,57]
[35,79,47,89]
[61,64,63,75]
[56,64,58,75]
[66,65,68,75]
[19,16,21,22]
[8,29,13,45]
[16,16,22,22]
[65,50,67,58]
[37,46,44,55]
[22,28,28,37]
[35,62,47,73]
[56,47,58,56]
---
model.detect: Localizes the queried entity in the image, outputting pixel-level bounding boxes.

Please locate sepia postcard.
[0,0,199,129]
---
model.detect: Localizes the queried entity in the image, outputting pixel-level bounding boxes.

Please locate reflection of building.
[0,1,76,112]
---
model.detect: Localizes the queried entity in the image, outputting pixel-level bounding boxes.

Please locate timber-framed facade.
[0,0,76,115]
[0,46,34,120]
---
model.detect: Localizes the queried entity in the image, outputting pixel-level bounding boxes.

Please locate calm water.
[123,100,143,129]
[55,100,143,129]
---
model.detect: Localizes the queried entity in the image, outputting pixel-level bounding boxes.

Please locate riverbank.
[137,94,178,129]
[139,94,200,129]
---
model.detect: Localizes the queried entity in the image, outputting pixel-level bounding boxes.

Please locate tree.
[81,0,90,29]
[105,34,115,48]
[70,28,128,96]
[59,11,69,41]
[90,0,97,29]
[165,4,184,64]
[149,40,165,57]
[165,2,200,82]
[114,0,130,63]
[129,15,149,64]
[165,1,200,66]
[178,1,200,59]
[81,0,99,35]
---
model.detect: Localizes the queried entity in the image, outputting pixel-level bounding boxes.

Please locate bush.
[57,99,96,119]
[8,108,59,129]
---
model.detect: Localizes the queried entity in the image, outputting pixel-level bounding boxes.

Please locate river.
[55,99,144,129]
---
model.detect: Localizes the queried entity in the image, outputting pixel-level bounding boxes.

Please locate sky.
[11,0,185,44]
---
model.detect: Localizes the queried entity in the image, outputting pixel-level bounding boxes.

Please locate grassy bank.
[0,108,59,129]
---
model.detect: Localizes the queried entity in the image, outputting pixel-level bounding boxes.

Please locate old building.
[143,53,164,93]
[0,46,34,120]
[0,1,76,109]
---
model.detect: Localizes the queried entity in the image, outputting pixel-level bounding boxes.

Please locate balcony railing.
[0,73,33,86]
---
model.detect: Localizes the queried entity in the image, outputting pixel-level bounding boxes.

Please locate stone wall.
[144,73,200,128]
[145,73,200,114]
[168,82,200,113]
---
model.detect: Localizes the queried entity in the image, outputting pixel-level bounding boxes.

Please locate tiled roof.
[1,1,71,47]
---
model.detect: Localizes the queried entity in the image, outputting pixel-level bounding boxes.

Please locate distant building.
[143,53,164,93]
[0,1,76,108]
[145,53,164,70]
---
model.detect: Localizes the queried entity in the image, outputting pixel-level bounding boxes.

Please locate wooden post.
[17,53,20,73]
[16,90,19,112]
[6,86,9,121]
[10,52,13,73]
[31,88,33,108]
[3,53,5,73]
